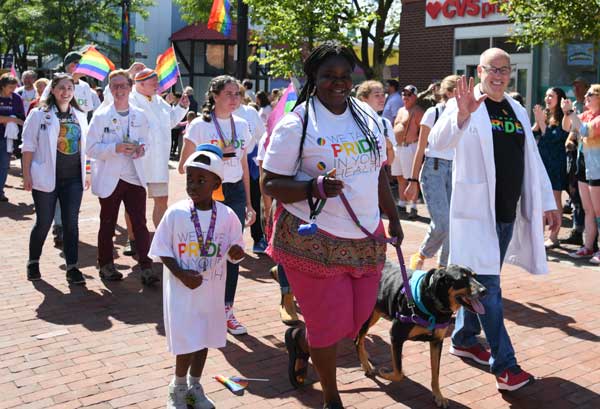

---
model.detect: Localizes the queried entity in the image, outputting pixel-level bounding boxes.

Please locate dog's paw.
[378,367,404,382]
[432,393,449,408]
[361,363,375,377]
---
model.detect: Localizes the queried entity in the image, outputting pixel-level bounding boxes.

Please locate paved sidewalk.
[1,161,599,409]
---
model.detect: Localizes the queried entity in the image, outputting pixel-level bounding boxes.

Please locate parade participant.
[150,144,244,409]
[392,85,423,218]
[26,78,50,115]
[21,73,88,283]
[17,70,38,114]
[356,80,394,162]
[562,84,600,263]
[532,87,569,248]
[405,75,460,270]
[382,79,403,124]
[179,75,256,336]
[428,48,560,391]
[85,70,156,284]
[242,79,256,102]
[130,68,189,230]
[0,74,25,202]
[235,81,268,253]
[256,91,272,126]
[262,43,402,409]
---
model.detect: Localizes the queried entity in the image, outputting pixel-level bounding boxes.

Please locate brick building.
[399,0,599,111]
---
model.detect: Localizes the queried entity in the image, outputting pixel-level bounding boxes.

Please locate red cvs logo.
[426,0,502,20]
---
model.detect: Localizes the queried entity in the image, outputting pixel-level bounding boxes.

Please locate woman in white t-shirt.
[262,43,403,409]
[356,80,395,163]
[256,90,273,126]
[178,75,256,337]
[405,75,460,270]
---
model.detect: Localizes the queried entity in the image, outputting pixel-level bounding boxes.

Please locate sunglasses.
[402,91,414,97]
[585,91,599,98]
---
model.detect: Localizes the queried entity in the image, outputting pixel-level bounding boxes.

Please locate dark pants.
[223,180,246,305]
[249,176,264,243]
[30,177,83,266]
[0,137,9,197]
[98,180,151,268]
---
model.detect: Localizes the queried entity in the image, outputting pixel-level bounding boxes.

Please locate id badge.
[222,144,236,159]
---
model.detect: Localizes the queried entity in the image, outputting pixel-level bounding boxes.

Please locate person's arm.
[168,97,189,128]
[378,167,403,245]
[22,151,33,191]
[178,139,196,174]
[240,150,256,226]
[532,104,546,134]
[0,116,23,125]
[405,124,430,201]
[261,170,344,204]
[160,256,203,289]
[392,110,405,144]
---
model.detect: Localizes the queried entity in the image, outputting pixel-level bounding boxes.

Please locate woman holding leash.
[261,43,402,409]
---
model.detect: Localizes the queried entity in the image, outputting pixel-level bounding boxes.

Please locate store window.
[492,37,530,54]
[455,38,490,56]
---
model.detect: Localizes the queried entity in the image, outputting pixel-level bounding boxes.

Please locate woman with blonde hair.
[405,74,460,270]
[356,80,395,162]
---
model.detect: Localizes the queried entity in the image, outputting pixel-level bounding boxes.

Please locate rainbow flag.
[214,375,247,393]
[266,81,298,139]
[73,46,115,81]
[155,47,179,93]
[207,0,232,36]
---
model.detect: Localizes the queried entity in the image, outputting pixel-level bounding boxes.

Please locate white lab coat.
[86,103,150,198]
[21,106,88,192]
[130,89,188,184]
[428,88,556,276]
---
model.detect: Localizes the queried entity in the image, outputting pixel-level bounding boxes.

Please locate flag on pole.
[207,0,232,36]
[9,64,17,79]
[73,46,116,81]
[155,46,180,93]
[266,81,298,138]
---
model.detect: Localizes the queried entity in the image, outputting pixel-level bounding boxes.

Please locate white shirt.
[259,105,273,126]
[421,103,454,161]
[149,200,244,355]
[115,111,142,186]
[21,106,89,192]
[86,103,150,198]
[234,104,265,152]
[185,114,251,184]
[17,87,37,113]
[263,97,387,238]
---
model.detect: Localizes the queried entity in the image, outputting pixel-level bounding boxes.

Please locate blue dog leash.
[339,192,448,331]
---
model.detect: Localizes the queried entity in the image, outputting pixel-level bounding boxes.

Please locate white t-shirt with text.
[420,103,454,161]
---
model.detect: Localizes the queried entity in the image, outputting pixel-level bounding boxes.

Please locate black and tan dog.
[355,262,487,408]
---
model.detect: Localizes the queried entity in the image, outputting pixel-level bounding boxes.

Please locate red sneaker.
[449,344,491,365]
[225,306,247,335]
[496,366,534,391]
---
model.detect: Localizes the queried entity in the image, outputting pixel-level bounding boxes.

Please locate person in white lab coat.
[427,48,560,392]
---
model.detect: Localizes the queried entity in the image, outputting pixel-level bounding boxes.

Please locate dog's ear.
[445,264,474,289]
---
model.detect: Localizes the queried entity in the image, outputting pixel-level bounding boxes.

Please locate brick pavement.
[1,160,599,409]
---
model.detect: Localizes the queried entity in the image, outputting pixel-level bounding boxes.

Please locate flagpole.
[172,44,185,92]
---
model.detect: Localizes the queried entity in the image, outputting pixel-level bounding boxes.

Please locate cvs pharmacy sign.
[425,0,508,27]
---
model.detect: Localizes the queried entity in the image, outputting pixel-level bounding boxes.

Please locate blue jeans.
[0,137,10,197]
[278,264,290,294]
[451,221,516,375]
[223,180,246,305]
[29,177,83,267]
[419,157,452,266]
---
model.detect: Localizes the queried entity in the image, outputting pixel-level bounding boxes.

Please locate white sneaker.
[225,305,248,335]
[166,383,188,409]
[590,251,600,265]
[187,383,215,409]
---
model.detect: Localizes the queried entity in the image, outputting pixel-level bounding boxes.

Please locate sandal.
[284,327,310,388]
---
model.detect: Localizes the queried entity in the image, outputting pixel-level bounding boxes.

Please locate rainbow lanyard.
[189,200,218,271]
[211,111,237,147]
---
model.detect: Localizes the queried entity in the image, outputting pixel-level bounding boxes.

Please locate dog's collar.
[403,270,449,331]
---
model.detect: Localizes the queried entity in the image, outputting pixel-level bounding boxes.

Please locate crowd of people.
[1,43,598,409]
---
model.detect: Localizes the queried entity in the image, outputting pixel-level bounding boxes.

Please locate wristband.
[407,178,419,183]
[316,175,327,199]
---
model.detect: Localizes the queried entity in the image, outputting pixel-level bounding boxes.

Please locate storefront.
[399,0,599,111]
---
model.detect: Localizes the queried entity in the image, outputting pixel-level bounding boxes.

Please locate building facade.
[399,0,599,111]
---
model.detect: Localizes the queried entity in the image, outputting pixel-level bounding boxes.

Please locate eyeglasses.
[482,65,511,76]
[110,83,131,90]
[585,91,599,98]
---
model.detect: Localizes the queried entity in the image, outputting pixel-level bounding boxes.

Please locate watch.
[566,109,574,115]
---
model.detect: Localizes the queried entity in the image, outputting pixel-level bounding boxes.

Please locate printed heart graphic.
[426,1,442,19]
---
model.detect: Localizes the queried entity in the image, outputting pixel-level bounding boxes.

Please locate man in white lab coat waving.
[428,48,561,392]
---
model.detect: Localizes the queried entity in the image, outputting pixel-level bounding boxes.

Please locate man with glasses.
[86,70,155,284]
[428,48,560,392]
[392,85,422,219]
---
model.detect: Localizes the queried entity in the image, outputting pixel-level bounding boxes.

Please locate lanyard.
[189,200,218,269]
[211,111,237,147]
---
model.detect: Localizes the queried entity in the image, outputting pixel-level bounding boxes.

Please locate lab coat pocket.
[453,181,488,220]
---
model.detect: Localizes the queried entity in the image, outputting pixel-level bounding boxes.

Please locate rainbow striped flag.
[155,47,179,93]
[207,0,232,36]
[266,81,298,137]
[73,46,115,81]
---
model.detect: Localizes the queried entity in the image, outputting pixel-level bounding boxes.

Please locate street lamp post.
[121,0,131,68]
[236,0,248,80]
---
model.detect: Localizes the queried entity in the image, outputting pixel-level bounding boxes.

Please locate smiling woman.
[260,42,403,409]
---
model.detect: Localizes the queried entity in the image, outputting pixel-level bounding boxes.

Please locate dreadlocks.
[294,42,382,165]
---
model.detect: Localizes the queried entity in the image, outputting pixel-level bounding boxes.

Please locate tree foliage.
[0,0,154,72]
[175,0,401,79]
[495,0,600,46]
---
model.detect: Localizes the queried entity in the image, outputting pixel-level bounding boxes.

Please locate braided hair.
[201,75,238,122]
[294,42,381,165]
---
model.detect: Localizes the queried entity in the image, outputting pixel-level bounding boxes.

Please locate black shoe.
[99,263,124,281]
[396,205,406,214]
[123,240,137,256]
[66,268,86,285]
[407,207,418,220]
[323,402,344,409]
[560,230,583,246]
[27,263,41,281]
[562,204,573,214]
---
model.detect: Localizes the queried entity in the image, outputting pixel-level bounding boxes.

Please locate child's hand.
[178,270,204,290]
[228,245,245,262]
